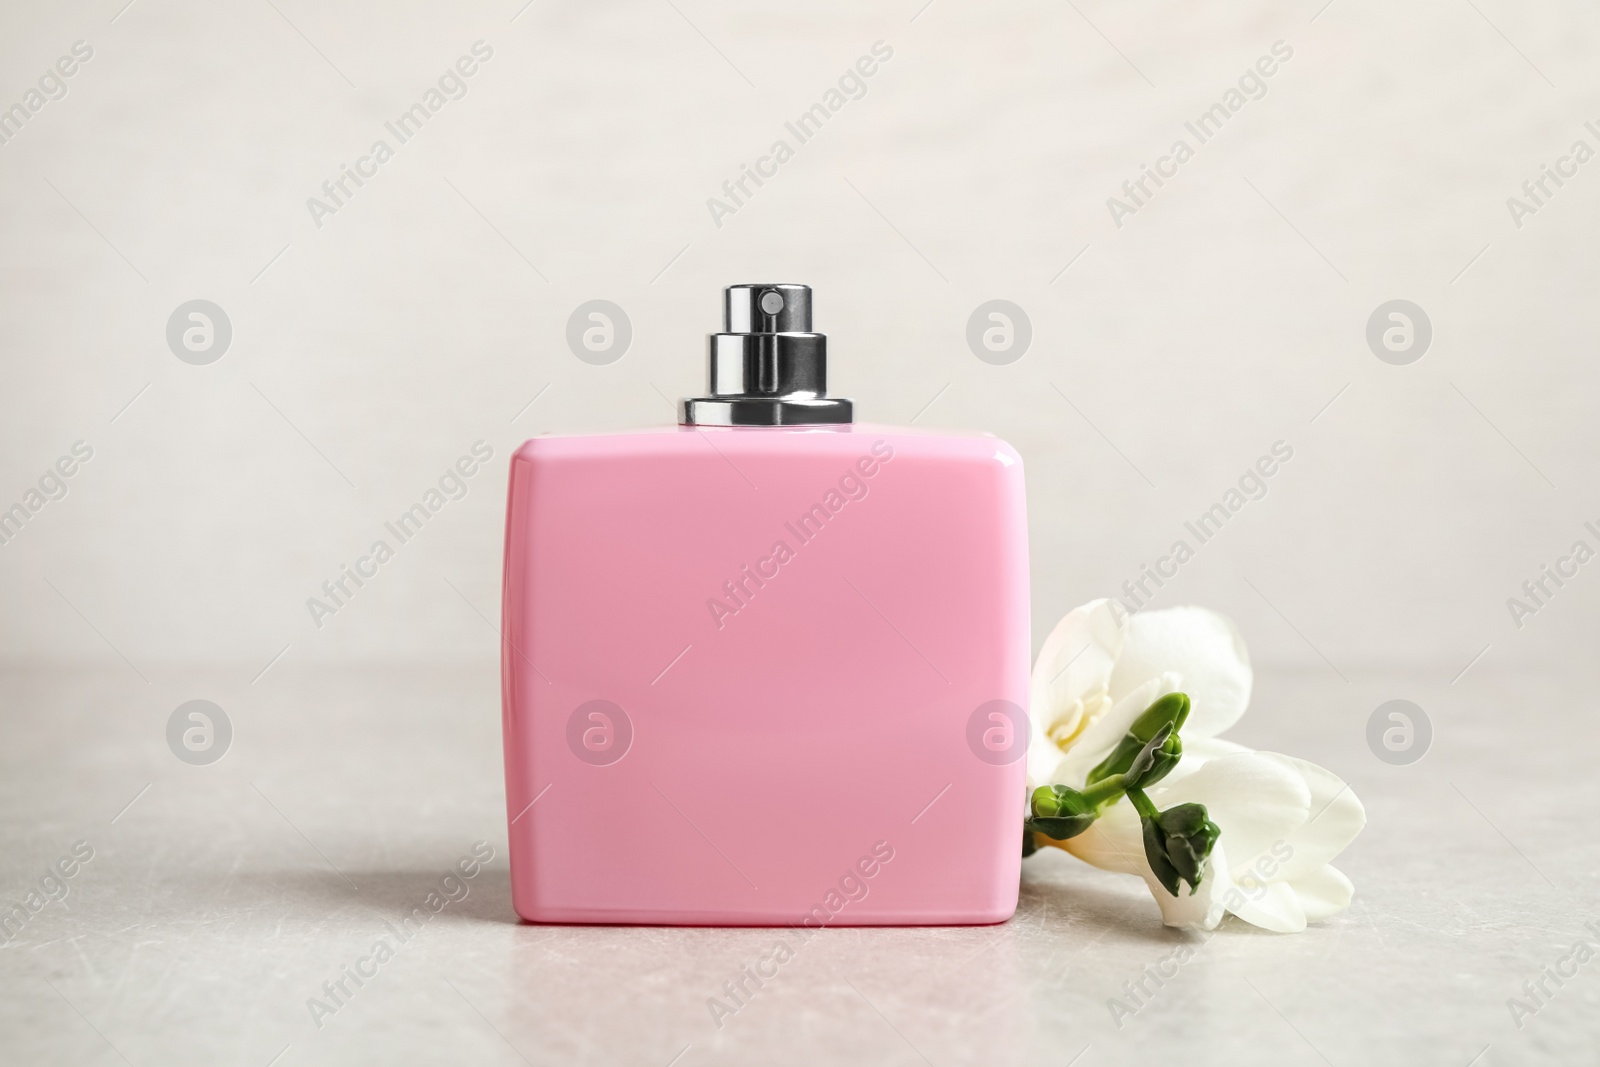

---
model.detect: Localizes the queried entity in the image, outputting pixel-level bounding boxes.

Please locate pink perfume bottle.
[501,283,1029,925]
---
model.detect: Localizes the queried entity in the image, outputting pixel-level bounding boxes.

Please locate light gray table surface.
[1,663,1594,1066]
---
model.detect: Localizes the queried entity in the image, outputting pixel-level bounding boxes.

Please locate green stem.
[1079,774,1130,808]
[1126,786,1160,821]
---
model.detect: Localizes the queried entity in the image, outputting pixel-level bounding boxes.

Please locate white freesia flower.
[1027,599,1365,933]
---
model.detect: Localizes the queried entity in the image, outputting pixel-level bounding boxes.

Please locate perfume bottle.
[501,283,1030,925]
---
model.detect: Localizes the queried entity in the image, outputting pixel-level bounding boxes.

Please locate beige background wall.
[2,0,1596,683]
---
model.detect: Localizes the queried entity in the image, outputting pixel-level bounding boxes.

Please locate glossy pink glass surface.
[500,424,1029,925]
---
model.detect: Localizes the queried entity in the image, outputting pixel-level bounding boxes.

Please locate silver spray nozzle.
[681,283,853,426]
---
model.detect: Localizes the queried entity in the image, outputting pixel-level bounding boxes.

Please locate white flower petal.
[1025,737,1063,795]
[1059,799,1146,876]
[1291,865,1355,922]
[1146,751,1310,868]
[1143,850,1229,930]
[1108,606,1252,739]
[1165,736,1252,780]
[1229,878,1307,933]
[1028,599,1124,733]
[1263,754,1366,882]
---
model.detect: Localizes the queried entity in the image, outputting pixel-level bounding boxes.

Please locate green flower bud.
[1087,693,1191,787]
[1028,784,1098,841]
[1136,799,1221,897]
[1121,724,1183,792]
[1132,691,1192,738]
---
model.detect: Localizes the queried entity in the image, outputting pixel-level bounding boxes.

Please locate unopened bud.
[1139,801,1220,897]
[1088,693,1191,786]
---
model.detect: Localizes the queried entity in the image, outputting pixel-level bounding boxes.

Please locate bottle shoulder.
[506,423,1026,540]
[513,423,1019,466]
